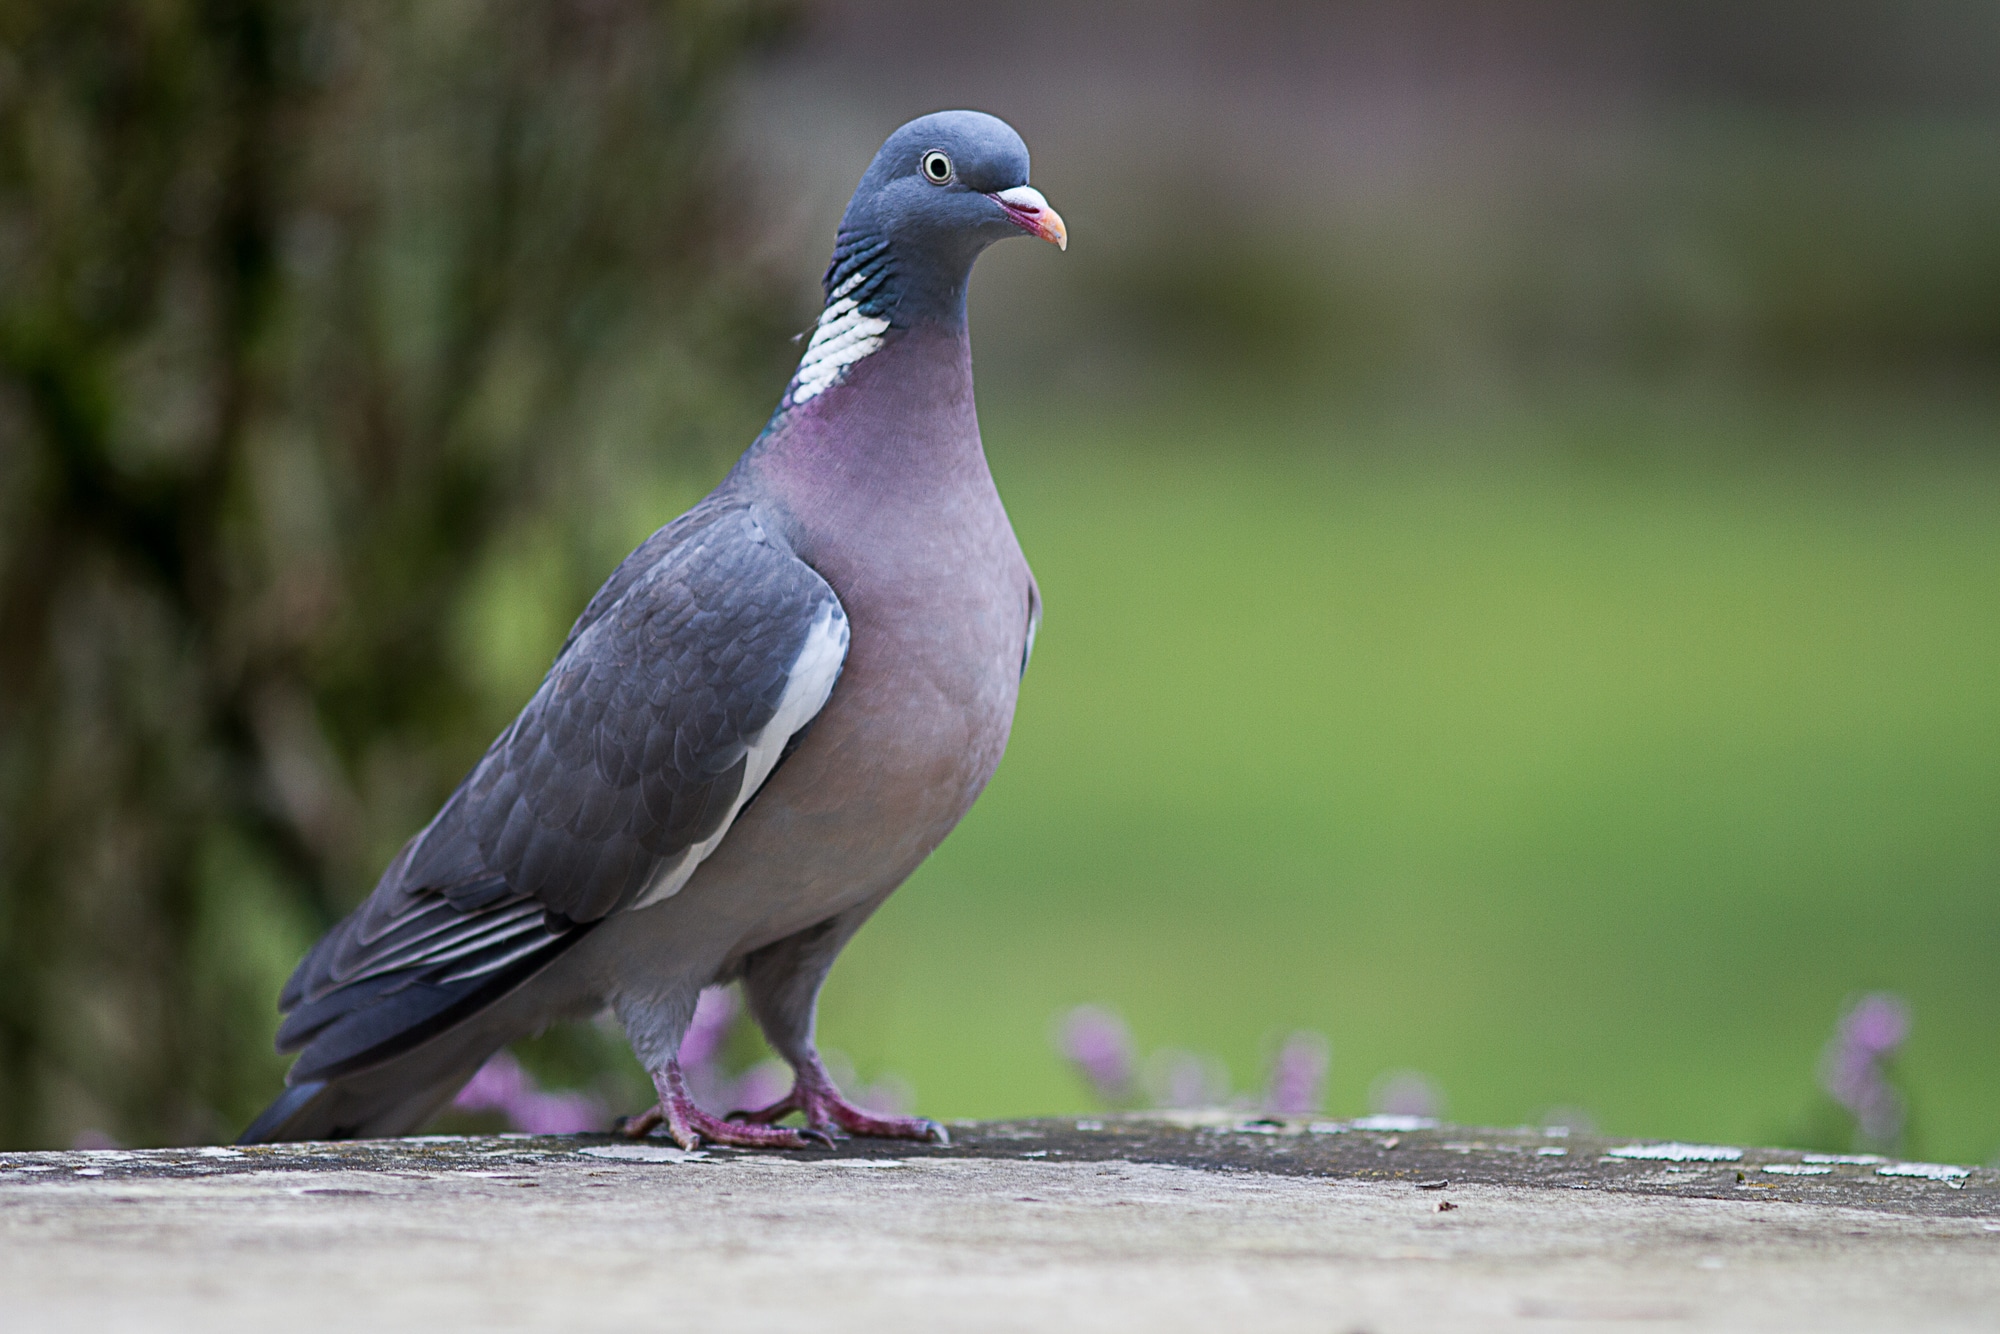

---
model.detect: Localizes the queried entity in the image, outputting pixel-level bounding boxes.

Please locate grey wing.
[274,502,849,1080]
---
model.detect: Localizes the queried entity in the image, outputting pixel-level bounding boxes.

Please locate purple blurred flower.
[508,1088,604,1135]
[679,986,737,1069]
[729,1059,793,1115]
[453,1050,606,1134]
[1059,1005,1137,1106]
[1369,1069,1443,1120]
[456,988,915,1131]
[1147,1049,1231,1109]
[1263,1031,1330,1116]
[1819,992,1909,1150]
[1538,1105,1597,1136]
[853,1073,915,1117]
[456,1050,531,1110]
[677,986,742,1109]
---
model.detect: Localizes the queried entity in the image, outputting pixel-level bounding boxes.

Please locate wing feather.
[272,498,850,1078]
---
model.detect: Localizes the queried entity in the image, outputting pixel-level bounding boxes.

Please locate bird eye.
[921,150,953,185]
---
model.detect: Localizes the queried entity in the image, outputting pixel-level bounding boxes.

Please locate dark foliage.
[0,0,791,1148]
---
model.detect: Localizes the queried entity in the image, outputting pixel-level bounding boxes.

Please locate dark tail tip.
[238,1081,330,1145]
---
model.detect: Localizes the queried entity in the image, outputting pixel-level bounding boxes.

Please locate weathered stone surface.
[4,1114,1996,1331]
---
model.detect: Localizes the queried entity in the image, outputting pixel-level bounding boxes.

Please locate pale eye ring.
[920,150,954,185]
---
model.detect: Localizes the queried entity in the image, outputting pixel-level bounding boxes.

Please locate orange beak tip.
[992,186,1068,252]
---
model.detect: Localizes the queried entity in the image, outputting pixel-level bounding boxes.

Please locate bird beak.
[990,185,1067,251]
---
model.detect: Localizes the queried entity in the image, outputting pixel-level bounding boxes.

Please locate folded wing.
[274,501,848,1083]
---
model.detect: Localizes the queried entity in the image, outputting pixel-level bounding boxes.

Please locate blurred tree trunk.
[0,0,792,1148]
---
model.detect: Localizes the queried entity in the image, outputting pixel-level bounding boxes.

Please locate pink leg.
[729,1051,949,1145]
[622,1060,833,1151]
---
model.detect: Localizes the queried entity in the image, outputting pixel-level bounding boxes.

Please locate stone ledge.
[5,1116,1997,1332]
[6,1113,1991,1216]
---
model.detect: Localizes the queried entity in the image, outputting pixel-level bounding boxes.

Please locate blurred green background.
[3,1,1997,1159]
[827,388,2000,1158]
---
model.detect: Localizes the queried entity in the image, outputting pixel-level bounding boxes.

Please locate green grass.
[805,384,2000,1163]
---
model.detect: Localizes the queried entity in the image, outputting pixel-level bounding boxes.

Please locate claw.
[719,1102,838,1149]
[626,1060,826,1151]
[620,1106,666,1139]
[637,1052,947,1152]
[737,1054,953,1146]
[725,1098,797,1126]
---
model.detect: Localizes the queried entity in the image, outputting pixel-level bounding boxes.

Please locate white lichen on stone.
[1350,1114,1439,1132]
[1607,1142,1743,1162]
[1876,1161,1970,1183]
[575,1144,708,1164]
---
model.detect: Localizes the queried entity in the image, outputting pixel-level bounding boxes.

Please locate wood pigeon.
[241,111,1066,1149]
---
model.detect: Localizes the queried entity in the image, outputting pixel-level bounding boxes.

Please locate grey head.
[821,110,1066,331]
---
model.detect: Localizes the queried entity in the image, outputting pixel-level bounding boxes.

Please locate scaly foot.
[623,1060,833,1151]
[728,1053,949,1144]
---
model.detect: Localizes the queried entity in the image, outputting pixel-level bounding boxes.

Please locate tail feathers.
[243,923,597,1144]
[237,1082,328,1144]
[277,969,416,1055]
[280,926,591,1084]
[236,1063,478,1145]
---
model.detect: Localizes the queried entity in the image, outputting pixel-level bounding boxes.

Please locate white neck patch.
[786,270,892,407]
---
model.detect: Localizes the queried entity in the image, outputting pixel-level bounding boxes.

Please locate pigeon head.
[776,111,1064,413]
[841,111,1066,258]
[824,111,1065,326]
